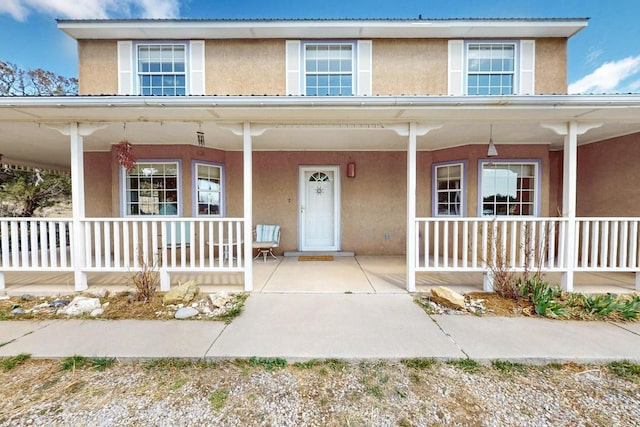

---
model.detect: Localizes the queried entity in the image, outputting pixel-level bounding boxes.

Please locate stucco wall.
[535,38,567,94]
[252,151,407,255]
[84,152,113,216]
[205,39,285,95]
[85,143,554,254]
[577,133,640,216]
[76,37,568,96]
[78,40,118,95]
[372,39,448,95]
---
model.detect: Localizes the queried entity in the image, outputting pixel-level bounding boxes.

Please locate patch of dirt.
[466,292,536,317]
[0,291,247,322]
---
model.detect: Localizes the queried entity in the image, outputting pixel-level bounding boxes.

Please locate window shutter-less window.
[190,40,205,95]
[448,40,464,96]
[519,40,535,95]
[286,40,301,95]
[117,41,133,95]
[357,40,372,96]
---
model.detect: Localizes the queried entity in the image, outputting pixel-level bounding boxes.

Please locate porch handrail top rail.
[79,217,245,222]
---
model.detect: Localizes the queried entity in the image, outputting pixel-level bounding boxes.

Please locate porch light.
[196,123,205,147]
[347,162,356,178]
[487,124,498,157]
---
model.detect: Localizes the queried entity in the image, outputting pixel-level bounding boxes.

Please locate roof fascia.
[57,18,589,40]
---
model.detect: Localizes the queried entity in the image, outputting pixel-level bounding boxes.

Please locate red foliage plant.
[115,140,136,172]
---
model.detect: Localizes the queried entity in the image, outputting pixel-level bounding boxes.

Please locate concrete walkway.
[1,293,640,364]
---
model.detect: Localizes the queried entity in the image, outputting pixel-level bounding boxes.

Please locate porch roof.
[2,94,640,169]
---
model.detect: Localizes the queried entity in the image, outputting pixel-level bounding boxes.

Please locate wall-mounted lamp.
[487,124,498,157]
[347,162,356,178]
[196,123,205,147]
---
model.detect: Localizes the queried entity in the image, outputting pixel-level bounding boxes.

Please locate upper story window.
[195,162,224,216]
[480,161,538,216]
[124,161,180,216]
[434,162,465,216]
[137,44,187,96]
[448,40,534,96]
[467,43,516,95]
[304,43,354,96]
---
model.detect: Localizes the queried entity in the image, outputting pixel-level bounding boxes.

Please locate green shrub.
[1,353,30,371]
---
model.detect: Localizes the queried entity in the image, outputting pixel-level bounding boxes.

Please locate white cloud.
[0,0,180,20]
[0,0,30,21]
[569,56,640,94]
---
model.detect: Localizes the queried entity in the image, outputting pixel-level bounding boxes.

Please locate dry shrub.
[132,252,160,303]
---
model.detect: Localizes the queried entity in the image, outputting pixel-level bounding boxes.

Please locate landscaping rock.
[20,294,35,302]
[209,292,231,308]
[163,281,199,305]
[89,288,108,298]
[431,286,466,310]
[11,307,25,315]
[174,306,198,319]
[90,308,104,317]
[61,296,102,316]
[32,302,51,311]
[50,299,70,308]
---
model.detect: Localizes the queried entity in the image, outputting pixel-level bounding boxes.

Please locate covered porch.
[2,255,637,296]
[2,95,640,294]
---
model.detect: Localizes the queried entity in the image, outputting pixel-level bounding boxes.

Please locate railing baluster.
[629,220,638,268]
[462,220,468,268]
[589,221,600,268]
[94,221,102,268]
[601,220,609,268]
[610,221,618,268]
[452,220,459,268]
[424,221,430,268]
[620,221,628,269]
[113,221,121,268]
[443,220,449,268]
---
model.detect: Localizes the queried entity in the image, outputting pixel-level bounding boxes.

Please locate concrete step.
[283,251,355,257]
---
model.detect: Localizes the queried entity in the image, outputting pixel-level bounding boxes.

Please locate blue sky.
[1,0,639,94]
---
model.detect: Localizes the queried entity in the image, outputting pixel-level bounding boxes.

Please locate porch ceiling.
[2,95,640,169]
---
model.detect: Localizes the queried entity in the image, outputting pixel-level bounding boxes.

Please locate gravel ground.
[1,358,639,426]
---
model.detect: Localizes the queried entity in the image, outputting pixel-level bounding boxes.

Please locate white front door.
[299,166,340,251]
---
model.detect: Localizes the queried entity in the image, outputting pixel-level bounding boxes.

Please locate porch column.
[407,123,418,292]
[49,123,106,291]
[562,122,578,292]
[243,122,253,292]
[387,122,442,292]
[541,121,602,292]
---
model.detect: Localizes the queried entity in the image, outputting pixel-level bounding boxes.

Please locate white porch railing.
[416,217,569,272]
[0,217,246,291]
[81,218,246,272]
[576,218,640,272]
[0,218,73,271]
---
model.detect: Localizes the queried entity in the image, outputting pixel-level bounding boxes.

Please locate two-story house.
[2,18,640,294]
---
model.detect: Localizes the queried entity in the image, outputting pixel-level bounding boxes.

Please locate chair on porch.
[253,224,280,262]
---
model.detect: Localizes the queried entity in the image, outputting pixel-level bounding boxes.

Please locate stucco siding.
[372,39,448,95]
[205,40,285,95]
[535,38,567,94]
[577,133,640,216]
[78,40,118,95]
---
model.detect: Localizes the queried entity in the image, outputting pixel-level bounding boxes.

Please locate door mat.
[298,256,334,261]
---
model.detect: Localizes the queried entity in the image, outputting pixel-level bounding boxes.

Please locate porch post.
[243,121,253,292]
[406,122,418,292]
[562,121,578,292]
[66,123,88,291]
[541,121,601,292]
[48,123,106,292]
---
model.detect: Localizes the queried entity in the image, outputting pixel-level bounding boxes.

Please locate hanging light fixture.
[196,123,205,147]
[487,123,498,157]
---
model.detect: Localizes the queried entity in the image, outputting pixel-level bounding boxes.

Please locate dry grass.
[0,359,638,426]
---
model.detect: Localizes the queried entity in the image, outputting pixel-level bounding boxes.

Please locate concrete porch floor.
[2,255,638,296]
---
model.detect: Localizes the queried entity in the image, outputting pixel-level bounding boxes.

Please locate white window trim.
[433,161,466,217]
[301,40,357,96]
[464,41,519,96]
[478,159,540,217]
[133,41,189,96]
[192,161,225,217]
[121,160,182,217]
